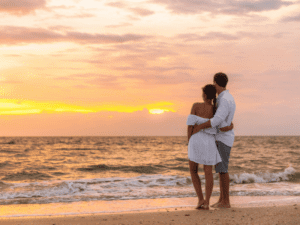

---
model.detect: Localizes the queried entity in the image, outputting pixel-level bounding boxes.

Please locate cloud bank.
[106,1,155,17]
[151,0,294,15]
[0,0,47,15]
[281,13,300,22]
[0,26,150,45]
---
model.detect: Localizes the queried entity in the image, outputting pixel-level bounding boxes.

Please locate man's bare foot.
[195,199,205,209]
[198,204,209,210]
[215,202,231,209]
[211,201,221,208]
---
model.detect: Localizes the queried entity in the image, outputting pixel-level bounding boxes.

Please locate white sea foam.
[230,166,296,184]
[0,166,299,205]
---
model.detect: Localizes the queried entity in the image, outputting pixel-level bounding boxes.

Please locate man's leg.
[219,172,230,208]
[211,168,223,207]
[213,141,231,208]
[218,172,224,202]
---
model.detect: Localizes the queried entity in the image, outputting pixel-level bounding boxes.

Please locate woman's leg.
[204,165,214,206]
[189,160,204,207]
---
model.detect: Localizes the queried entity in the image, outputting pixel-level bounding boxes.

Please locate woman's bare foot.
[195,199,205,209]
[198,200,210,210]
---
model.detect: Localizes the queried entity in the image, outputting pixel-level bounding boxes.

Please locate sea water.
[0,136,299,207]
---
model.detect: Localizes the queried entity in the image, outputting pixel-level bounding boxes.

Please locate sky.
[0,0,299,136]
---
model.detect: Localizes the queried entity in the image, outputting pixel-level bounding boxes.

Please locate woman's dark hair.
[202,84,217,115]
[214,72,228,88]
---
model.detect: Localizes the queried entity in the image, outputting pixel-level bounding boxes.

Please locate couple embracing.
[187,72,236,210]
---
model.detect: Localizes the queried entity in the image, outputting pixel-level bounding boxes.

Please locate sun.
[149,109,166,114]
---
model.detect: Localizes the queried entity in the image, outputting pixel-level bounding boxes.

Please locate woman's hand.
[219,122,234,132]
[187,126,194,142]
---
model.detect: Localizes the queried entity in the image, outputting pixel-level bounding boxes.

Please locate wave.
[0,168,299,205]
[56,148,99,151]
[0,162,11,169]
[169,166,190,172]
[230,166,296,184]
[77,164,165,174]
[0,175,193,204]
[175,158,189,162]
[0,140,17,145]
[2,171,52,181]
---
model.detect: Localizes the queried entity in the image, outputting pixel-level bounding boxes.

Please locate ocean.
[0,136,299,207]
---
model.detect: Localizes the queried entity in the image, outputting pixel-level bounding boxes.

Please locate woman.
[187,84,233,210]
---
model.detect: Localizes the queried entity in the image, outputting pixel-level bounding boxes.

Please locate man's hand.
[219,122,234,132]
[191,120,212,134]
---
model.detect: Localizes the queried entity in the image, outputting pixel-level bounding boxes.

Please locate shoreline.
[0,196,299,216]
[0,196,299,225]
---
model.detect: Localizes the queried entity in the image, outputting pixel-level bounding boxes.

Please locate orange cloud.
[0,26,151,45]
[105,22,132,29]
[281,12,300,22]
[129,7,155,17]
[0,99,176,115]
[0,99,95,115]
[0,0,47,15]
[150,0,294,15]
[106,2,155,17]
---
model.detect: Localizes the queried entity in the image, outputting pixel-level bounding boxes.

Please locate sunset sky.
[0,0,299,136]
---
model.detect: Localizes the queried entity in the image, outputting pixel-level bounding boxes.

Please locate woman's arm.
[187,103,197,142]
[188,126,193,142]
[219,122,234,132]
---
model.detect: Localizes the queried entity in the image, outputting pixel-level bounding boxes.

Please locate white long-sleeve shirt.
[210,90,236,147]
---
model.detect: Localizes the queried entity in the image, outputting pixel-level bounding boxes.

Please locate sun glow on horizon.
[149,109,168,114]
[0,99,95,115]
[0,99,177,116]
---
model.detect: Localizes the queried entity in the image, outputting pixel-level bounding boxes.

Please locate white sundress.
[187,114,222,166]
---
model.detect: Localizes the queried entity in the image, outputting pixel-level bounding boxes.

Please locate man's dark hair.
[214,72,228,88]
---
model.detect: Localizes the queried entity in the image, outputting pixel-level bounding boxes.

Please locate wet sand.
[1,196,299,225]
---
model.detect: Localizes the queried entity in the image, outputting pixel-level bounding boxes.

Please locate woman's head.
[202,84,217,115]
[202,84,216,101]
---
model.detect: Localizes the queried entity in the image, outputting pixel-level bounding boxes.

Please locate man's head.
[213,72,228,87]
[213,72,228,93]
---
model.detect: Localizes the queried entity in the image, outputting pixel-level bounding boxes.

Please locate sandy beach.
[1,196,299,225]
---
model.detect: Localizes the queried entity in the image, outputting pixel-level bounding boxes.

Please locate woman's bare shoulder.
[191,102,204,114]
[192,102,205,108]
[192,102,204,107]
[193,103,213,118]
[191,102,204,109]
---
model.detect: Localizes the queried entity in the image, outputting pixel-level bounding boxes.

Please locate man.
[192,72,236,208]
